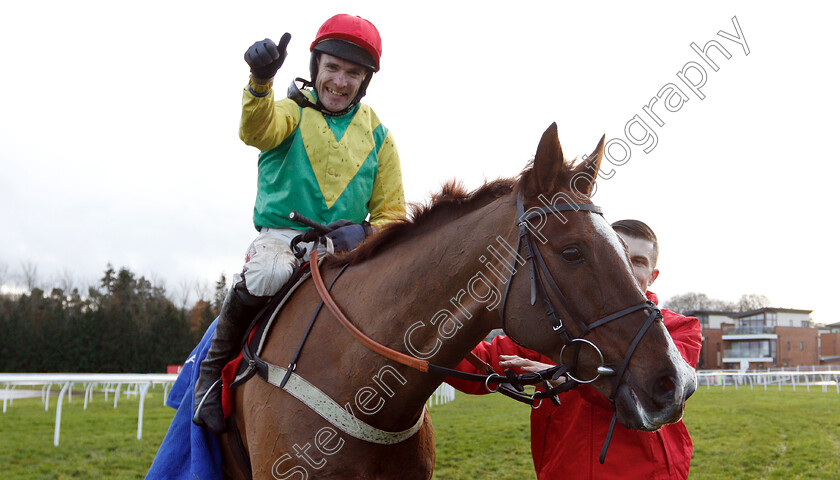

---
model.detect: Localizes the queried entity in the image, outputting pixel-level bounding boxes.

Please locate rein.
[309,249,430,373]
[308,249,558,395]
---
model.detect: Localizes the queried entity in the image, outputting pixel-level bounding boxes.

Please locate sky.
[1,1,838,323]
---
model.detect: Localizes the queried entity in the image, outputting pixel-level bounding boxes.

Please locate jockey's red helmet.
[310,14,382,73]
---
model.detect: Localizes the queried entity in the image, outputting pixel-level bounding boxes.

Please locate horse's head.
[503,123,696,431]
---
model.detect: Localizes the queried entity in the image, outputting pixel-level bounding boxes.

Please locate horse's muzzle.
[614,366,697,431]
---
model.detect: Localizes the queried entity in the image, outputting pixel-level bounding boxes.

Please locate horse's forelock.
[514,156,579,199]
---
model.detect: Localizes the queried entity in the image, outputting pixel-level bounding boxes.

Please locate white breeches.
[236,228,331,298]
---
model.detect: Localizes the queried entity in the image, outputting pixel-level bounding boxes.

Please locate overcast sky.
[1,1,838,323]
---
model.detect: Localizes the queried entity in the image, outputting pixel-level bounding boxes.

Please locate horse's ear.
[530,123,566,195]
[569,134,605,198]
[588,134,605,175]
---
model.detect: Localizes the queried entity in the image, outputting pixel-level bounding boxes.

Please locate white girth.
[240,268,426,445]
[263,363,426,444]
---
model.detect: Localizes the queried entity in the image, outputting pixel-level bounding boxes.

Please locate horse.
[221,123,697,479]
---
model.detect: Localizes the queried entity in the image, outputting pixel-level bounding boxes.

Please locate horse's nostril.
[654,375,678,405]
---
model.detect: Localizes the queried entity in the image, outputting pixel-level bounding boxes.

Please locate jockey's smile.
[315,53,365,113]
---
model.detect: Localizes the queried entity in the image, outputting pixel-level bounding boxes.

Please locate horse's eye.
[561,246,583,263]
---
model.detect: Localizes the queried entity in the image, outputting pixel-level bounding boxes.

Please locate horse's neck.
[343,195,518,426]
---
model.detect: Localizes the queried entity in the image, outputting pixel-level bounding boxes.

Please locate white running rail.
[697,370,840,393]
[0,373,177,446]
[428,383,456,407]
[1,374,456,447]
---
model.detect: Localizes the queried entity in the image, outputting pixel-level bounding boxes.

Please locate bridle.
[495,192,663,462]
[499,193,662,385]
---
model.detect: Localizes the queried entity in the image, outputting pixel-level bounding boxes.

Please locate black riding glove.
[325,220,370,252]
[244,33,291,80]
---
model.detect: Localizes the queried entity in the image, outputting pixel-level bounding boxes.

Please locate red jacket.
[447,292,702,480]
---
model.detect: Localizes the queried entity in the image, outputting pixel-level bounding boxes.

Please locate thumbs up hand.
[244,33,291,80]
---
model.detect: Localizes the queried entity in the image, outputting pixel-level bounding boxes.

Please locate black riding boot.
[193,284,263,433]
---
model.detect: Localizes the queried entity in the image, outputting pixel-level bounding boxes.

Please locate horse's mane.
[331,170,533,265]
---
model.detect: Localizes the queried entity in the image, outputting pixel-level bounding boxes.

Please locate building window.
[800,341,804,351]
[787,341,791,351]
[740,313,768,329]
[725,340,773,358]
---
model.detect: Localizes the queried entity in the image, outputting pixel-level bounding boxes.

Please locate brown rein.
[308,250,432,373]
[308,249,497,377]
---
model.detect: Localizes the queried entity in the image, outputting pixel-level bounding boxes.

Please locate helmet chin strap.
[286,74,371,117]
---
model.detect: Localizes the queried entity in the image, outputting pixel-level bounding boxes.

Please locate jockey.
[192,14,406,434]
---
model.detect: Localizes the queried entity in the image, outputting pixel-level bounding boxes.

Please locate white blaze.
[590,214,637,289]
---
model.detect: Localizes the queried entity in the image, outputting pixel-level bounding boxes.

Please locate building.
[822,321,840,365]
[689,307,840,371]
[689,310,740,330]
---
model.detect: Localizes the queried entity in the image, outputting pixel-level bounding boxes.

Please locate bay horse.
[222,123,696,479]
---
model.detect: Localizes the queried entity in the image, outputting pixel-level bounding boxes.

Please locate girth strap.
[264,362,427,444]
[236,256,427,445]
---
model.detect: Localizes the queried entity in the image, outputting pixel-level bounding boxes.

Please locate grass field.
[1,385,838,479]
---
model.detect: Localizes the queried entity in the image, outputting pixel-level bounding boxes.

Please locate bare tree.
[737,294,772,312]
[0,261,8,291]
[148,271,168,298]
[176,278,194,310]
[663,292,736,314]
[193,279,212,304]
[19,261,39,292]
[665,292,773,314]
[54,268,77,294]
